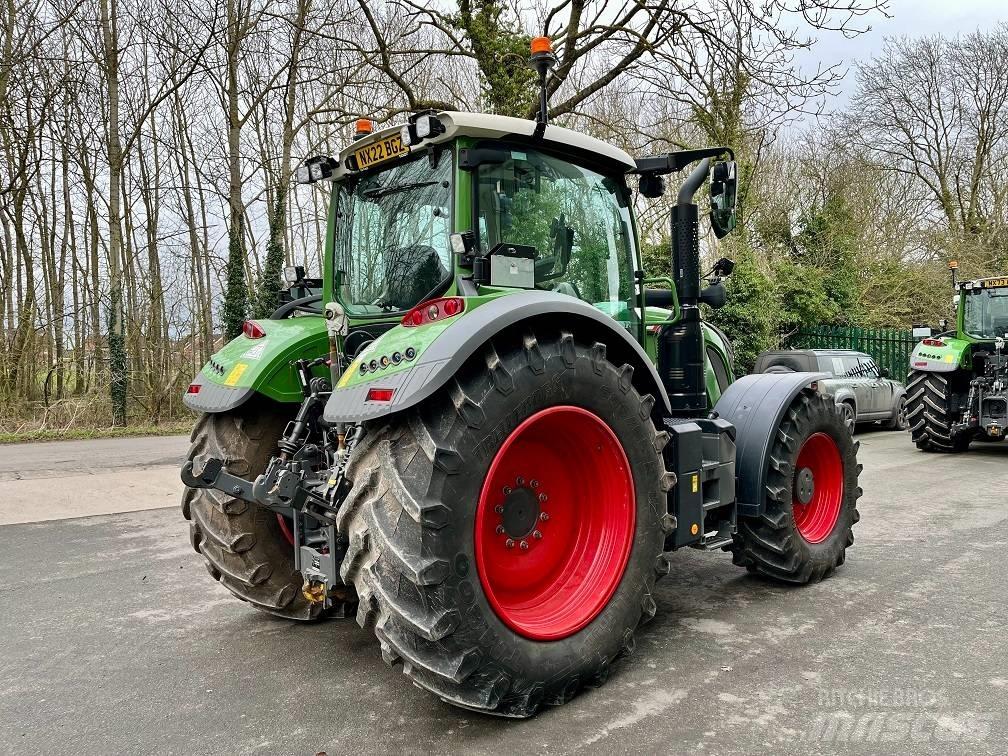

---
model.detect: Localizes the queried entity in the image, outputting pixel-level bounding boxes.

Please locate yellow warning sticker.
[692,474,699,493]
[224,363,248,386]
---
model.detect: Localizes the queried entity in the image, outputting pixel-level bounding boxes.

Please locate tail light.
[922,338,944,347]
[187,384,201,394]
[243,320,266,339]
[402,297,465,327]
[366,388,395,402]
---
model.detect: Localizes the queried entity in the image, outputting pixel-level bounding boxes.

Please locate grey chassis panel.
[182,370,256,414]
[713,371,827,517]
[323,290,671,424]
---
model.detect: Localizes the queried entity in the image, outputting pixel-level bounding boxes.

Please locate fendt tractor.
[180,39,861,716]
[907,264,1008,452]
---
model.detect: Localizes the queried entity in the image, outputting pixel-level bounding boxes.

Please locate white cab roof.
[333,110,636,179]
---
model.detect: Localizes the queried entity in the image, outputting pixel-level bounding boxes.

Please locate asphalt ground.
[0,429,1005,754]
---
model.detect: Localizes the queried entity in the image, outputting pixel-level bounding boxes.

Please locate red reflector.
[242,320,266,339]
[366,388,395,402]
[402,297,465,327]
[187,384,201,394]
[914,361,928,367]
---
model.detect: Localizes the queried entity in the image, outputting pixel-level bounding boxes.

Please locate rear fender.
[323,291,671,424]
[910,336,971,373]
[183,317,329,413]
[713,371,827,517]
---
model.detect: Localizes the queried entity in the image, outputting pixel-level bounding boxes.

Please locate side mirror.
[639,173,665,198]
[710,160,737,239]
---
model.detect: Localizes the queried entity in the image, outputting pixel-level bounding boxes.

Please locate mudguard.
[183,316,329,413]
[713,371,827,517]
[909,335,971,373]
[323,290,672,424]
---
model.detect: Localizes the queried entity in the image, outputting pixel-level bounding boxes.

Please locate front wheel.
[337,329,672,716]
[730,391,862,583]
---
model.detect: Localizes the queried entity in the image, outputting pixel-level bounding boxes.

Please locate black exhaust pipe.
[660,159,710,415]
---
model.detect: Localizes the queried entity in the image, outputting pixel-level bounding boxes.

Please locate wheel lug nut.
[496,525,505,535]
[505,538,515,548]
[538,493,547,502]
[540,512,549,521]
[495,505,504,514]
[533,530,542,539]
[516,476,524,486]
[503,486,512,495]
[520,540,529,550]
[530,479,539,488]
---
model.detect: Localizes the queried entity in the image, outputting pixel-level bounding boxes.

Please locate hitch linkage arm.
[181,455,341,525]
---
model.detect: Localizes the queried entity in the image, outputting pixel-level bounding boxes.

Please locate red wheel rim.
[474,406,635,641]
[792,432,844,544]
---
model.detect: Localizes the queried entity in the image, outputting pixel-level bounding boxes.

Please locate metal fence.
[778,324,917,380]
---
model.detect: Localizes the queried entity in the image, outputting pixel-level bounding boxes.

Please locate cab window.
[474,149,636,322]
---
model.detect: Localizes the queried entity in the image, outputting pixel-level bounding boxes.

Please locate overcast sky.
[809,0,1007,104]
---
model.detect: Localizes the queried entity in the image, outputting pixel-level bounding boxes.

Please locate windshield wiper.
[362,180,441,200]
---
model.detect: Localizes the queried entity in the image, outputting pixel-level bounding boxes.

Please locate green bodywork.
[910,277,1008,374]
[193,135,734,411]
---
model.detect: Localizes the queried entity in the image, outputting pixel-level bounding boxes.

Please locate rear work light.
[187,384,201,394]
[243,320,266,339]
[402,297,465,327]
[366,388,395,402]
[922,338,945,347]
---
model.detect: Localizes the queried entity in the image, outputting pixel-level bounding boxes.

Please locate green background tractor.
[906,271,1008,451]
[180,46,861,716]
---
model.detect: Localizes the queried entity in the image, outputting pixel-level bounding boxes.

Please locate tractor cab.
[303,111,645,328]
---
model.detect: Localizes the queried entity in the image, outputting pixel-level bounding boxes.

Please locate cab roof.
[332,110,636,181]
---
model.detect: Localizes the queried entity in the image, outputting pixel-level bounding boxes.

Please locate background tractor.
[907,265,1008,452]
[180,39,861,717]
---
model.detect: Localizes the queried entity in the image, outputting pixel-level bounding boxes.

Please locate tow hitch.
[181,355,360,611]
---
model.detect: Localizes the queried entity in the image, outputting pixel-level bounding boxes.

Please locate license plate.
[354,134,408,170]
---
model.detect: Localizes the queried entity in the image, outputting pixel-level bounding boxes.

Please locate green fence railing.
[778,324,917,379]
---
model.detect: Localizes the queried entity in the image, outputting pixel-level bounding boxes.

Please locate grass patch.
[0,420,192,445]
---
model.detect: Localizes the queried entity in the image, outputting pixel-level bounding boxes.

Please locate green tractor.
[180,41,861,716]
[907,266,1008,452]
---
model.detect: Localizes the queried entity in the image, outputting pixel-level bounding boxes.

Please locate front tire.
[337,329,672,716]
[730,391,861,583]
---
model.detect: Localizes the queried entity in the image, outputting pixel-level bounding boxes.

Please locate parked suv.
[754,349,908,433]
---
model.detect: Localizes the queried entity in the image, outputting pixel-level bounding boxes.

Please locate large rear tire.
[182,400,349,620]
[337,329,673,716]
[905,371,971,452]
[730,391,861,584]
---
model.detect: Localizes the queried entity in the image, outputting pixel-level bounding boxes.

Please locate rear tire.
[182,400,350,620]
[905,371,971,452]
[730,391,861,584]
[337,329,673,716]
